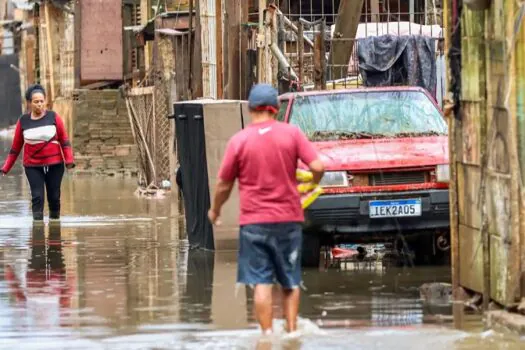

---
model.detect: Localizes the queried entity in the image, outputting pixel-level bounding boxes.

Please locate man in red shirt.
[208,84,324,334]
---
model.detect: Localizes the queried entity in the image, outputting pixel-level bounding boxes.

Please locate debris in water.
[419,282,452,305]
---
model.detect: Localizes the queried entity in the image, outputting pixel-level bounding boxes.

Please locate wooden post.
[199,0,218,98]
[443,0,461,305]
[329,0,365,81]
[313,21,326,90]
[239,1,249,98]
[141,0,151,71]
[215,0,223,98]
[370,0,380,23]
[297,21,304,86]
[192,0,203,97]
[224,0,241,99]
[257,0,273,84]
[74,0,81,88]
[257,0,265,83]
[188,0,194,98]
[44,2,56,104]
[270,5,278,87]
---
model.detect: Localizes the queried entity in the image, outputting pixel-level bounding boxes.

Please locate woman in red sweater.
[1,84,75,221]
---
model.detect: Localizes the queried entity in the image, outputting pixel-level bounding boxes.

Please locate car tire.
[301,230,321,268]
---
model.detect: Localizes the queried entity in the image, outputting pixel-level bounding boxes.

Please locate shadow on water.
[179,249,215,325]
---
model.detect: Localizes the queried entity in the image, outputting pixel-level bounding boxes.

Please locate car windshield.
[288,90,447,141]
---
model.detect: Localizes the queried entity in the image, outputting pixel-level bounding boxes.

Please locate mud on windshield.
[288,91,448,141]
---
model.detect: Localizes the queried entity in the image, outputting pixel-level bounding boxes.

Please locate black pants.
[25,164,65,219]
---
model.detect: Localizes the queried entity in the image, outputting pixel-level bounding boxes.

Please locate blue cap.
[248,84,279,110]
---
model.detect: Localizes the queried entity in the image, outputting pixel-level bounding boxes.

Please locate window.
[289,90,447,140]
[276,100,289,122]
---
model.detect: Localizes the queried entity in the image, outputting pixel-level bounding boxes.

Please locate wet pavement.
[1,135,525,349]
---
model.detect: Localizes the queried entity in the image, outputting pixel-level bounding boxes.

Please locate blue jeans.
[237,223,302,289]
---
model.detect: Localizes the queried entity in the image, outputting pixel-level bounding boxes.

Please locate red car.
[278,87,450,267]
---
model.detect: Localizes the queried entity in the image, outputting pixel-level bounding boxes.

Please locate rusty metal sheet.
[80,0,123,81]
[459,224,484,293]
[457,163,482,229]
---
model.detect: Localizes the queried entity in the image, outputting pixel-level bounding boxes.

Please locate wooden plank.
[459,223,484,293]
[328,0,365,81]
[74,0,81,89]
[224,0,240,99]
[460,102,481,165]
[128,86,155,96]
[240,1,249,98]
[199,0,217,98]
[192,0,203,98]
[517,0,525,302]
[313,21,326,90]
[457,163,482,230]
[297,21,304,85]
[215,0,223,99]
[505,0,522,304]
[80,0,124,81]
[44,3,56,103]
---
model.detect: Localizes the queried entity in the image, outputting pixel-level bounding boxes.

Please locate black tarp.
[0,54,22,128]
[357,35,437,98]
[173,103,215,251]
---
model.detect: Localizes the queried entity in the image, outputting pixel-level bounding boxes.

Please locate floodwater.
[1,135,524,349]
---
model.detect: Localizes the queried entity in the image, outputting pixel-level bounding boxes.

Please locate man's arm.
[296,128,325,183]
[210,180,235,216]
[209,139,239,224]
[308,159,325,184]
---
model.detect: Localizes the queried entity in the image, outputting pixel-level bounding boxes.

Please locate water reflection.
[4,223,73,330]
[180,250,214,324]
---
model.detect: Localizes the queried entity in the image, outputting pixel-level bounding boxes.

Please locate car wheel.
[301,230,321,268]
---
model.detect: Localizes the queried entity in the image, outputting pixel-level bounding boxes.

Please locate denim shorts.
[237,223,302,289]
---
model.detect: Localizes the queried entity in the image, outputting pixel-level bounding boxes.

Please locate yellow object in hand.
[300,186,323,209]
[296,169,323,209]
[296,169,314,183]
[297,182,317,194]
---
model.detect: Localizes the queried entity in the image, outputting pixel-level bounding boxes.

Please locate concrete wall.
[72,89,138,176]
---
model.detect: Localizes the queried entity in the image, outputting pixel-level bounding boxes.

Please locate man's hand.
[208,208,221,225]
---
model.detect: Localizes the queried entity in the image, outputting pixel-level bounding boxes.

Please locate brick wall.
[72,89,138,176]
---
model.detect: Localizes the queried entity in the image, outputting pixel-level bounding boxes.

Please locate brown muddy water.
[0,136,524,349]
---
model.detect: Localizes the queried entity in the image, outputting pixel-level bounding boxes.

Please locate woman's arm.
[1,121,24,175]
[55,114,75,168]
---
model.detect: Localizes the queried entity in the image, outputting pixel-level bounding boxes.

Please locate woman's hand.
[66,163,75,170]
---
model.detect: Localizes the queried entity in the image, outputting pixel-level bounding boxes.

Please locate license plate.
[369,199,422,218]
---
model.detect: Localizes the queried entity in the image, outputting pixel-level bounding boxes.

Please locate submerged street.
[0,138,524,349]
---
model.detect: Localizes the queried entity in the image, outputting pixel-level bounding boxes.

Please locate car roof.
[279,86,431,99]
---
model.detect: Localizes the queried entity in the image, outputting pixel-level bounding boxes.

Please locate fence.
[251,0,444,97]
[124,70,172,189]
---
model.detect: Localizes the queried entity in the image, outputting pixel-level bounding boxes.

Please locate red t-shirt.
[218,120,318,225]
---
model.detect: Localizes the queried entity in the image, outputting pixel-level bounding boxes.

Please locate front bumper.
[304,189,450,235]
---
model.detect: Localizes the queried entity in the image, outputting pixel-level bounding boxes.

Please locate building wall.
[72,90,138,176]
[449,0,525,307]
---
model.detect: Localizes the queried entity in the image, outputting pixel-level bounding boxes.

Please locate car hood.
[314,136,449,171]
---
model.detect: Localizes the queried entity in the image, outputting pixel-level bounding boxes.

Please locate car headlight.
[319,171,349,187]
[436,164,450,183]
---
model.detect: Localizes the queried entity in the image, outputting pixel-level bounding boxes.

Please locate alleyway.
[1,137,523,349]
